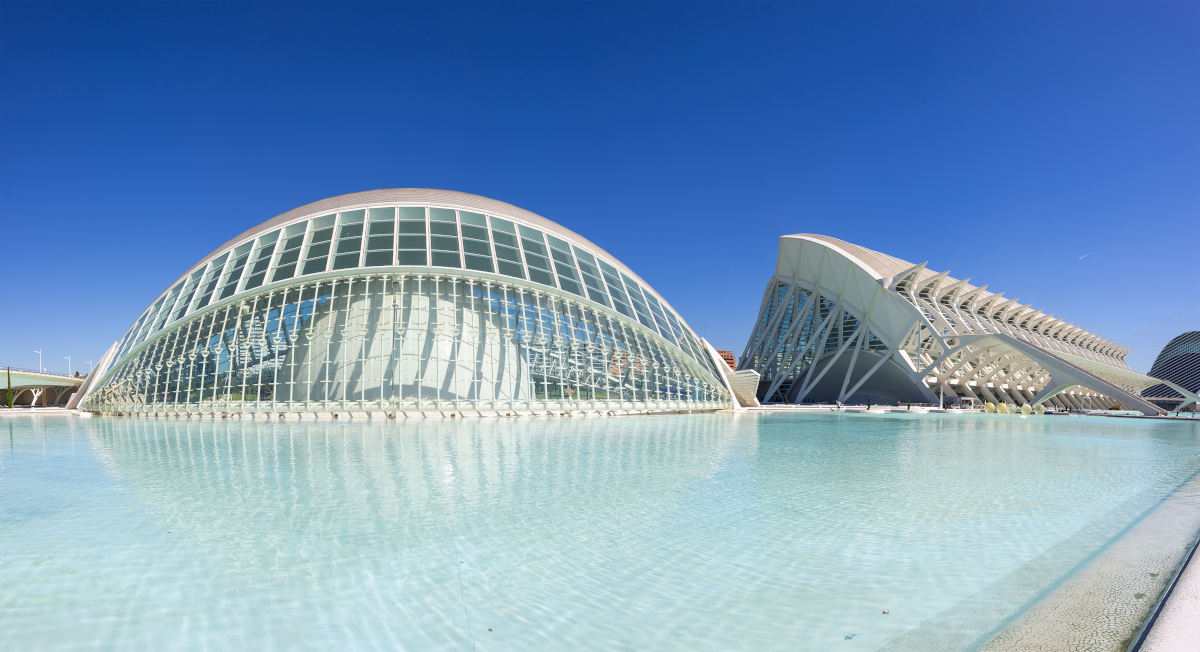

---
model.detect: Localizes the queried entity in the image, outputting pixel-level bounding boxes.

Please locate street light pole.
[34,349,42,372]
[65,356,72,376]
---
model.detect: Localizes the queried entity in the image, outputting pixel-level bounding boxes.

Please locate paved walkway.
[1142,538,1200,650]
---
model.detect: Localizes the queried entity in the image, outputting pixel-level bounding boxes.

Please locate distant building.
[738,234,1199,414]
[716,350,737,369]
[1142,332,1200,412]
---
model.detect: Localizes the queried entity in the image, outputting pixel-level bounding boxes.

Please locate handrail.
[2,366,88,380]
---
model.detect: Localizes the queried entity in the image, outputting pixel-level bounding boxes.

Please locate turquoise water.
[2,413,1199,650]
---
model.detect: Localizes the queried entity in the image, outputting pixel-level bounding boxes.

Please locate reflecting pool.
[2,413,1199,650]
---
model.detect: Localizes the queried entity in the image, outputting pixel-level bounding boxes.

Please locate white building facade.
[740,235,1196,414]
[82,190,733,416]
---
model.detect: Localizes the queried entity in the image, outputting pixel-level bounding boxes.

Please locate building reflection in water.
[79,414,757,647]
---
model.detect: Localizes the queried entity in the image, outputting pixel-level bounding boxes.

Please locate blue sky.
[2,1,1196,374]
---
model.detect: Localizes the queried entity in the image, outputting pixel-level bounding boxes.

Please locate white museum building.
[739,234,1199,414]
[76,190,735,416]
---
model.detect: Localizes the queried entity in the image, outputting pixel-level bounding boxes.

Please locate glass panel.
[192,253,229,310]
[431,251,461,268]
[497,260,525,279]
[398,235,426,249]
[217,241,254,300]
[332,213,364,270]
[430,235,459,252]
[339,209,365,224]
[269,222,308,283]
[368,207,394,223]
[462,238,491,256]
[363,251,393,267]
[397,206,425,221]
[242,230,280,291]
[491,230,517,247]
[397,250,428,265]
[464,254,494,273]
[459,211,486,226]
[597,260,634,318]
[460,224,489,241]
[301,215,335,275]
[430,221,458,236]
[366,235,392,250]
[429,207,456,222]
[489,216,516,233]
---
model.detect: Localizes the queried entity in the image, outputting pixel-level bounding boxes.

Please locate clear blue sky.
[2,1,1196,374]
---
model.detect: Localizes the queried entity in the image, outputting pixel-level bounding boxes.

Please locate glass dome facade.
[84,190,731,415]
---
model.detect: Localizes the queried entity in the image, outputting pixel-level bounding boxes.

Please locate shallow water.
[2,412,1199,650]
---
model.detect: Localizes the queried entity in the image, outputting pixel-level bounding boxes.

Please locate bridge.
[3,367,85,408]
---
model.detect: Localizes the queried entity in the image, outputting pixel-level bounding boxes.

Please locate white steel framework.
[83,190,732,416]
[740,235,1196,414]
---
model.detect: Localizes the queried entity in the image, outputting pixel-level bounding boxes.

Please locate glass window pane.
[302,256,328,275]
[431,251,461,268]
[459,211,486,226]
[398,221,427,234]
[271,263,297,282]
[558,277,584,297]
[364,251,393,267]
[430,221,458,236]
[429,208,456,222]
[494,244,522,263]
[528,268,554,286]
[339,209,365,224]
[398,235,426,249]
[368,207,394,222]
[398,206,425,221]
[462,239,491,256]
[331,253,359,270]
[366,235,392,250]
[430,235,459,252]
[368,221,394,236]
[464,254,494,272]
[398,250,428,265]
[489,216,515,233]
[460,224,488,241]
[497,261,525,279]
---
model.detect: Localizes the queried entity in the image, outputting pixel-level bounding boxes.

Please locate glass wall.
[108,205,722,385]
[87,272,729,415]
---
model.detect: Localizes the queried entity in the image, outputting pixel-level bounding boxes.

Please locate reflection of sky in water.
[1,413,1199,650]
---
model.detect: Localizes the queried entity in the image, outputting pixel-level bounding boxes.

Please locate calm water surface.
[2,413,1199,650]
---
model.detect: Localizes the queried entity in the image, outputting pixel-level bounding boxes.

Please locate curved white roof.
[779,233,1131,361]
[179,189,653,292]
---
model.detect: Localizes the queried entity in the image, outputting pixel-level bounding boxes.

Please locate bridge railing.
[3,366,88,380]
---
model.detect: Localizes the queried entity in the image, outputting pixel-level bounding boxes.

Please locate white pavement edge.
[1142,537,1200,651]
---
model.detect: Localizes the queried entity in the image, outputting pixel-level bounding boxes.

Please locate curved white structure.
[740,234,1193,414]
[84,190,732,415]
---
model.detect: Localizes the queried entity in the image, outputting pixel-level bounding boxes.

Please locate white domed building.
[78,190,734,416]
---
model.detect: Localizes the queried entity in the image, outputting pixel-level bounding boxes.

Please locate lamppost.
[87,361,93,374]
[65,356,72,376]
[34,349,42,372]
